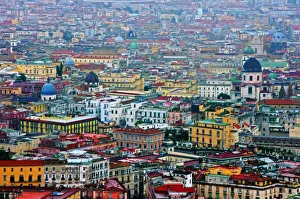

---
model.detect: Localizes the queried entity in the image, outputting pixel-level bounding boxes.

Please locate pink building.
[166,112,181,124]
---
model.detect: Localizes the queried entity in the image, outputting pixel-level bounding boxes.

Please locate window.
[11,168,13,172]
[250,76,253,81]
[19,175,24,182]
[38,175,42,182]
[29,175,32,182]
[30,168,32,172]
[10,176,14,182]
[248,87,252,94]
[243,75,245,81]
[257,76,260,81]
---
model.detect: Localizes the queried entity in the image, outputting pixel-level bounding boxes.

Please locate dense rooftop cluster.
[0,0,299,198]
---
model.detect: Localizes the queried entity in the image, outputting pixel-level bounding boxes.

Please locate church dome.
[272,31,287,43]
[243,46,254,55]
[130,39,139,51]
[269,72,277,79]
[115,36,124,43]
[41,82,56,95]
[243,58,262,72]
[85,71,99,84]
[65,57,75,67]
[269,27,277,35]
[127,30,137,39]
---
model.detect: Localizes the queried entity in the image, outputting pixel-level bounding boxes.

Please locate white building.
[124,102,146,127]
[139,106,167,124]
[199,80,232,98]
[241,58,263,100]
[92,158,109,184]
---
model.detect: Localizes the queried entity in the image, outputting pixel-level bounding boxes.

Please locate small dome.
[127,30,137,39]
[130,39,139,51]
[243,46,254,55]
[115,36,124,43]
[269,72,277,79]
[272,31,287,43]
[85,71,99,84]
[243,58,262,72]
[65,57,75,66]
[269,27,277,35]
[41,82,56,95]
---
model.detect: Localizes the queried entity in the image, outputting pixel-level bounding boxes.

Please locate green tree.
[63,32,73,42]
[217,93,231,100]
[0,149,11,160]
[56,63,63,77]
[16,73,27,82]
[279,84,286,99]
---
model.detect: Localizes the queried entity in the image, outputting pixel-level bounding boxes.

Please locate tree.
[287,84,294,99]
[63,31,73,42]
[278,84,286,99]
[56,63,63,77]
[16,73,27,82]
[125,6,133,13]
[0,149,11,160]
[217,93,231,100]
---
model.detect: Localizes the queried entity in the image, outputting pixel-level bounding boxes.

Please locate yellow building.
[37,31,49,38]
[0,160,45,187]
[0,86,22,95]
[29,102,47,114]
[0,137,40,155]
[20,115,99,134]
[160,14,179,23]
[99,73,144,91]
[73,51,119,65]
[189,119,232,149]
[153,79,198,96]
[9,60,56,79]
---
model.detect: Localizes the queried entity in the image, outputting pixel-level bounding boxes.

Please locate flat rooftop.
[20,115,98,124]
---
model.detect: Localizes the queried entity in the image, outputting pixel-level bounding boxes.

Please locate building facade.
[20,115,98,134]
[112,128,164,152]
[0,160,44,187]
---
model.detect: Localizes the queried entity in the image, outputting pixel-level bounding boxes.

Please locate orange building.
[0,160,44,187]
[0,86,22,95]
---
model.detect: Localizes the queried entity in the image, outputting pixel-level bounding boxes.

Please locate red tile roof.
[16,191,51,199]
[157,96,169,100]
[260,99,300,105]
[154,184,195,193]
[233,123,241,129]
[113,128,162,135]
[231,173,269,182]
[208,151,254,159]
[147,172,163,179]
[0,160,44,166]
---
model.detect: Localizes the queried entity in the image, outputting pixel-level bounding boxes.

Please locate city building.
[19,115,98,134]
[0,160,44,187]
[112,128,164,152]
